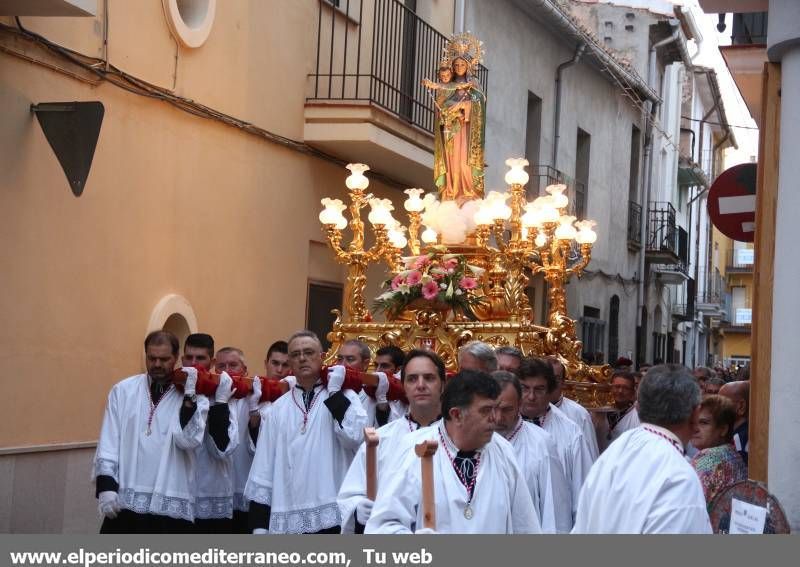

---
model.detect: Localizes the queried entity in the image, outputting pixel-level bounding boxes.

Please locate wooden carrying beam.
[415,439,438,530]
[364,427,380,500]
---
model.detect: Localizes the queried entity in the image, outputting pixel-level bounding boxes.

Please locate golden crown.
[442,32,484,73]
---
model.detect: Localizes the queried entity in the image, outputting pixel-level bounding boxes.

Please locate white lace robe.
[506,418,572,533]
[358,390,407,427]
[540,403,595,522]
[365,423,540,534]
[244,385,367,533]
[337,414,420,533]
[194,401,239,519]
[555,396,600,460]
[92,374,209,521]
[572,425,712,534]
[596,405,641,453]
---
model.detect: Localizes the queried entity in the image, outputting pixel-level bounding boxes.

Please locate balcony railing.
[627,201,642,248]
[646,201,677,257]
[309,0,489,135]
[726,248,754,272]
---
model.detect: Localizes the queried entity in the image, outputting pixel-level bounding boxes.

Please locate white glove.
[356,498,374,524]
[215,371,235,404]
[252,528,268,535]
[248,376,263,413]
[415,527,438,534]
[327,365,346,394]
[182,367,198,397]
[98,491,121,519]
[280,375,297,390]
[375,372,390,405]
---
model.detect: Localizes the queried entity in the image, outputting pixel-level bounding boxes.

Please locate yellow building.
[0,0,455,532]
[709,226,753,370]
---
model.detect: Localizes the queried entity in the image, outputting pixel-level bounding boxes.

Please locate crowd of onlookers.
[604,356,751,512]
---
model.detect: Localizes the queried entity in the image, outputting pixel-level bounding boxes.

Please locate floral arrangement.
[373,247,486,320]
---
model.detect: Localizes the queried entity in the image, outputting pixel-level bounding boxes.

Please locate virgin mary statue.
[423,33,486,205]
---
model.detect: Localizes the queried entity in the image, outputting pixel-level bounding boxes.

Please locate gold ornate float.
[317,34,612,408]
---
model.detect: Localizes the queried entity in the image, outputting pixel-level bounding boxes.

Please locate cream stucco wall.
[0,1,408,452]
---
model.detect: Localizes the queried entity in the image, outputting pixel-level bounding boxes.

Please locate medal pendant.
[300,422,307,435]
[464,505,473,520]
[145,428,151,437]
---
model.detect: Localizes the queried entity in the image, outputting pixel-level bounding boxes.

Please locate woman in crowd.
[690,394,747,508]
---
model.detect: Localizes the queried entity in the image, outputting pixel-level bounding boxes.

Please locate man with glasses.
[245,331,367,534]
[518,357,594,527]
[597,370,640,453]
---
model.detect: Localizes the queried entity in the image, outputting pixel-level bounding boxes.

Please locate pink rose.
[421,280,440,300]
[413,256,432,270]
[406,270,422,286]
[444,258,459,270]
[391,274,405,290]
[459,277,478,290]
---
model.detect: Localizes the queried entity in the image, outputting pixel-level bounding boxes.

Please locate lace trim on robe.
[195,496,234,519]
[269,502,341,534]
[94,458,118,480]
[118,488,194,522]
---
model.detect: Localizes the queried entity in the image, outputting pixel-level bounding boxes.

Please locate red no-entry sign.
[707,163,757,243]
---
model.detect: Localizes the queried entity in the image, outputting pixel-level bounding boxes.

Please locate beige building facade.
[1,0,456,532]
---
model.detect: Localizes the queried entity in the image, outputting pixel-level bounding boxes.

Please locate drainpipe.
[454,0,465,33]
[552,43,586,170]
[636,20,682,362]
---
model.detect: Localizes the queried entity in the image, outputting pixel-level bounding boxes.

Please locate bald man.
[719,381,749,465]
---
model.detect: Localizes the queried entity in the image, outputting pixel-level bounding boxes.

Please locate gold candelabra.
[318,159,610,407]
[474,158,597,327]
[318,164,398,322]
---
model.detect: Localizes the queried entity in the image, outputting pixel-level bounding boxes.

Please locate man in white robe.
[245,330,367,534]
[457,341,498,373]
[519,357,594,525]
[495,346,523,374]
[365,370,540,534]
[93,331,209,533]
[596,370,641,453]
[546,357,600,460]
[492,371,572,534]
[338,349,446,533]
[263,340,291,380]
[179,336,240,533]
[573,364,712,533]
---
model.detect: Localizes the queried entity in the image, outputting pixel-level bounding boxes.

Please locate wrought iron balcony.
[304,0,489,186]
[697,269,724,315]
[646,202,689,268]
[308,0,488,133]
[627,201,642,250]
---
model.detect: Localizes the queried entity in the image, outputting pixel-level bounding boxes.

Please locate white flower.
[440,283,447,290]
[467,264,486,276]
[455,289,463,296]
